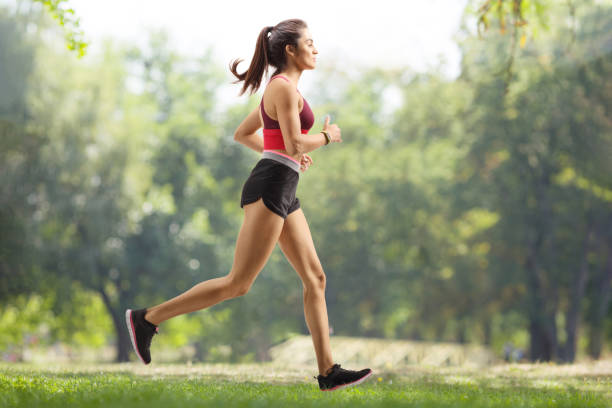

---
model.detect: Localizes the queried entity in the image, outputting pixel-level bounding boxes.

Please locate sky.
[5,0,471,109]
[69,0,469,71]
[66,0,469,101]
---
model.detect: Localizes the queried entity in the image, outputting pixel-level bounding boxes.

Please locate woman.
[126,18,372,392]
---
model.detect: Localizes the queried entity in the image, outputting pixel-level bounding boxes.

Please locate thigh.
[277,208,325,288]
[229,198,285,288]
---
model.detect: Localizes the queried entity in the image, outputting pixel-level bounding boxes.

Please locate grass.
[1,361,612,407]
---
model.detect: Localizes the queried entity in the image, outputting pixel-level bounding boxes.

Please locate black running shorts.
[240,156,301,219]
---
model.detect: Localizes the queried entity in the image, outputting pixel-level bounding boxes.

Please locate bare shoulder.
[265,77,298,107]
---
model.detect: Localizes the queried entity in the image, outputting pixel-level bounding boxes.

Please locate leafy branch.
[476,0,551,91]
[34,0,88,57]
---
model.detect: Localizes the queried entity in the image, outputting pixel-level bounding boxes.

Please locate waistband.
[261,151,300,174]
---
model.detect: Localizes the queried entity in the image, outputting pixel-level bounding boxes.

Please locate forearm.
[289,132,328,155]
[234,132,264,153]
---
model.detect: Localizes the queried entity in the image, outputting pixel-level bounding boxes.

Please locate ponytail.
[229,26,273,96]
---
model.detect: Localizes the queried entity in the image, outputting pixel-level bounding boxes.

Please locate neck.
[278,67,303,87]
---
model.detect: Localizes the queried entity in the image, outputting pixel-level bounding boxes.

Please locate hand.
[300,153,313,172]
[323,115,342,143]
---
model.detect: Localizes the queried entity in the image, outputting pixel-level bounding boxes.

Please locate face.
[288,28,318,70]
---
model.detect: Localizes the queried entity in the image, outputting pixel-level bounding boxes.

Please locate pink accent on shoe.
[321,370,373,392]
[263,149,300,165]
[126,309,147,365]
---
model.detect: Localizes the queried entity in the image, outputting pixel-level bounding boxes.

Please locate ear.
[285,43,297,58]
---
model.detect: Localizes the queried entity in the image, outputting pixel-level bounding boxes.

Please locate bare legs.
[278,209,335,376]
[142,199,335,377]
[145,198,284,325]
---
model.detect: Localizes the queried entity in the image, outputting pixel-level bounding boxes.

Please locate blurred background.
[1,0,611,367]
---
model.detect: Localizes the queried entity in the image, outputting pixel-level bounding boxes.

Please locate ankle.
[144,310,158,326]
[320,364,335,377]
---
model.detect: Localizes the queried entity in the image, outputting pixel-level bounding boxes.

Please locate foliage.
[0,286,112,360]
[475,0,551,36]
[32,0,88,56]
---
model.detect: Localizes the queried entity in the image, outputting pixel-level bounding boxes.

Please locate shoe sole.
[125,309,148,365]
[321,370,374,391]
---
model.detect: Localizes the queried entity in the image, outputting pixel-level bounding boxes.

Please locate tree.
[458,0,612,361]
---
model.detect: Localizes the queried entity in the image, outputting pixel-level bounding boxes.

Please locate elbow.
[287,137,303,156]
[233,131,242,142]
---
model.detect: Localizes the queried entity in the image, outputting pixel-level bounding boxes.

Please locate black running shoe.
[315,363,373,391]
[125,308,158,364]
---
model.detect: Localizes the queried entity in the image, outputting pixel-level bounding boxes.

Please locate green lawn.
[1,362,611,407]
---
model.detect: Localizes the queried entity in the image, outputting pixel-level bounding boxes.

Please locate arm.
[233,106,264,153]
[275,84,328,156]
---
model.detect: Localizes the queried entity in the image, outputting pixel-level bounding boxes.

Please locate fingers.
[323,115,343,143]
[328,124,341,143]
[300,154,313,172]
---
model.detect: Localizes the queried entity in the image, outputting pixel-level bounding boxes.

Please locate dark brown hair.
[229,19,308,96]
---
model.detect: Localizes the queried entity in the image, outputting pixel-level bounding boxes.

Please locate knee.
[303,270,326,295]
[234,286,251,297]
[224,276,252,298]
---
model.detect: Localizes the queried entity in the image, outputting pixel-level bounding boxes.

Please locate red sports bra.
[260,75,315,150]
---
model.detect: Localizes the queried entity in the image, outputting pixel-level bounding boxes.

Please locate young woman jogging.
[126,18,372,392]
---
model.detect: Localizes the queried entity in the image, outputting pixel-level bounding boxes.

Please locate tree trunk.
[526,243,558,362]
[483,318,492,346]
[456,319,468,344]
[588,242,612,359]
[193,341,208,362]
[524,159,559,362]
[98,287,131,362]
[529,319,551,361]
[562,226,593,362]
[588,325,605,360]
